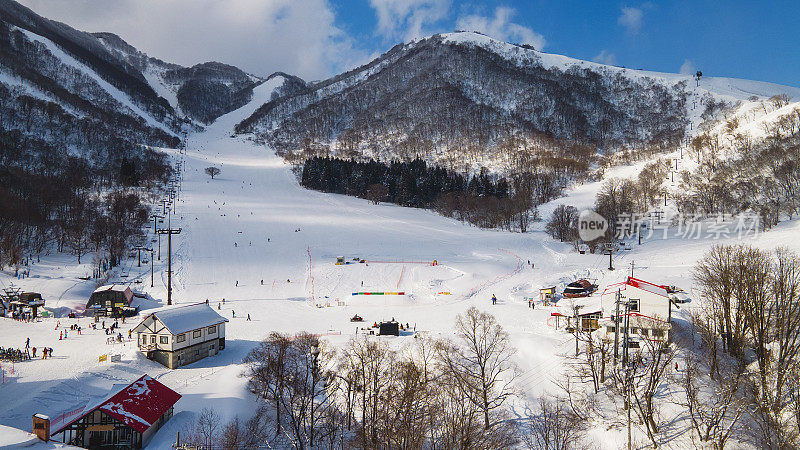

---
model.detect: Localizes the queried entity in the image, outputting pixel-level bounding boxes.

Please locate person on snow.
[232,310,235,318]
[25,337,30,348]
[492,294,497,305]
[59,331,63,340]
[247,314,251,321]
[218,303,221,310]
[260,280,263,285]
[32,347,36,358]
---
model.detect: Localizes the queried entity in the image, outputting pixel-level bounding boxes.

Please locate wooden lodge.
[47,375,180,449]
[132,302,228,369]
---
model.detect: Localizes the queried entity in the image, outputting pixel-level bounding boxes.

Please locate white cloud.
[456,6,546,49]
[618,6,644,35]
[679,59,696,75]
[369,0,451,42]
[592,50,617,66]
[19,0,369,81]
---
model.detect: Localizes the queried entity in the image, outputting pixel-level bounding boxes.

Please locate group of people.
[103,320,120,336]
[23,338,53,360]
[30,346,52,359]
[9,311,35,322]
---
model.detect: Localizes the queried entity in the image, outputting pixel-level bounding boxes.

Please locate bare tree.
[205,166,221,179]
[438,306,517,429]
[197,407,221,448]
[523,396,585,450]
[546,204,578,242]
[679,356,745,450]
[243,332,292,436]
[614,339,674,448]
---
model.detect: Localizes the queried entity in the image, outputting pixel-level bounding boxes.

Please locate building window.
[160,336,169,344]
[193,330,202,339]
[176,334,186,343]
[653,329,664,337]
[142,335,148,345]
[195,349,200,356]
[151,335,156,344]
[629,299,639,312]
[607,326,615,333]
[208,325,216,334]
[640,328,649,336]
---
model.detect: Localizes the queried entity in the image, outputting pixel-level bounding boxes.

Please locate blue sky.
[331,0,799,86]
[20,0,800,86]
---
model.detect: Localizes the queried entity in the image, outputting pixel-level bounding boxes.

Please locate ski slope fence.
[352,292,405,295]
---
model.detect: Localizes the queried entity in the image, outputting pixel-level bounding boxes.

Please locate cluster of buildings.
[30,302,228,448]
[552,276,677,348]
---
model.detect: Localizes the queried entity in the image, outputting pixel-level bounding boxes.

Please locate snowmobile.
[350,315,364,322]
[562,279,597,298]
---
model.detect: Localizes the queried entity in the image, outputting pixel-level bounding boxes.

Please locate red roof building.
[49,375,180,448]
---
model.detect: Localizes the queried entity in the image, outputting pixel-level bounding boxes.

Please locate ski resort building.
[596,276,672,345]
[133,303,228,369]
[87,284,136,317]
[47,375,180,449]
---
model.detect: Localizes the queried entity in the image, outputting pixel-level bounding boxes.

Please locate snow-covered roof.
[93,284,132,294]
[602,277,668,298]
[135,302,228,335]
[50,375,181,435]
[625,277,668,297]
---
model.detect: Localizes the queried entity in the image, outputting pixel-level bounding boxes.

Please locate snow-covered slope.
[3,70,800,449]
[443,31,800,103]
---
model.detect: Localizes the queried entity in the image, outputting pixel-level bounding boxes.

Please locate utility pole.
[623,297,632,450]
[160,199,168,215]
[613,289,622,362]
[630,261,635,278]
[573,305,583,356]
[158,228,181,305]
[150,249,154,288]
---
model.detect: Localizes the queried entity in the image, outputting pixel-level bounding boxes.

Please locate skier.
[218,303,221,310]
[247,314,251,321]
[261,279,264,285]
[236,280,238,287]
[32,347,37,358]
[59,331,63,340]
[25,337,30,348]
[232,310,235,318]
[492,294,497,305]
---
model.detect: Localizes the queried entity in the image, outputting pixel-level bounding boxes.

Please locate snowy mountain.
[94,32,269,125]
[235,31,799,175]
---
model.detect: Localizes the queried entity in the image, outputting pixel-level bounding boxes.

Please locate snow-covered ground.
[2,78,799,448]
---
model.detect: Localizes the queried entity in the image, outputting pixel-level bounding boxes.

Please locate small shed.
[378,321,399,336]
[48,374,180,449]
